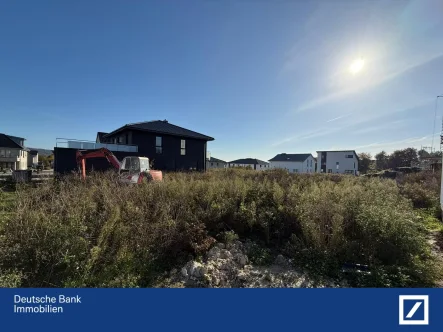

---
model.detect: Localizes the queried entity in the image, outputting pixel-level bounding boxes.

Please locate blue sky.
[1,0,442,161]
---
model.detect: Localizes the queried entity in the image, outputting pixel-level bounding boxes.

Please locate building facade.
[97,120,214,172]
[228,158,270,171]
[0,134,29,170]
[316,150,359,175]
[207,157,228,169]
[28,150,39,167]
[268,153,315,173]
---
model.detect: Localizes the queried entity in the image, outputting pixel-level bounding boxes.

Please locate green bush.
[398,172,441,217]
[0,169,439,287]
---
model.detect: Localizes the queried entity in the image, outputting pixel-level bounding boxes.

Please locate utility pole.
[438,95,443,218]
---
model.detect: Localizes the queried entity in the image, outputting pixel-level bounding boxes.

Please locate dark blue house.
[97,120,214,171]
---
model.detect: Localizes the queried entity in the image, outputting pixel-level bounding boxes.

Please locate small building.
[28,150,39,167]
[268,153,315,173]
[0,133,29,170]
[207,157,228,169]
[316,150,359,175]
[228,158,270,171]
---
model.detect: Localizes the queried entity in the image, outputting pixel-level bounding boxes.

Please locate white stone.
[236,254,248,266]
[188,261,204,278]
[220,249,232,259]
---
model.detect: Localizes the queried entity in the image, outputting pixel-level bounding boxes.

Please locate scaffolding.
[411,146,442,171]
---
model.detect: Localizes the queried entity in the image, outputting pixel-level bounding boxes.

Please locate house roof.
[7,135,26,142]
[0,133,24,149]
[102,120,214,141]
[229,158,269,165]
[96,132,108,142]
[268,153,312,162]
[29,150,39,155]
[208,157,227,163]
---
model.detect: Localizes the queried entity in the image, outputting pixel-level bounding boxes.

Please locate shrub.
[398,172,441,217]
[0,169,439,287]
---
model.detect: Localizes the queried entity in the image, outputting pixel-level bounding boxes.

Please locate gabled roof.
[229,158,269,165]
[268,153,312,162]
[208,157,227,163]
[96,132,108,142]
[0,133,24,149]
[103,120,214,141]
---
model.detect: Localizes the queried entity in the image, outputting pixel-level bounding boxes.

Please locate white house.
[0,133,29,170]
[207,157,228,169]
[229,158,270,171]
[268,153,315,173]
[316,150,359,175]
[28,150,39,167]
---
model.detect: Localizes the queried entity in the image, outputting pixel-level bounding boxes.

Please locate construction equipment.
[76,148,162,183]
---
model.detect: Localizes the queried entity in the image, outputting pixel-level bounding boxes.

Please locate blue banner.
[0,288,441,331]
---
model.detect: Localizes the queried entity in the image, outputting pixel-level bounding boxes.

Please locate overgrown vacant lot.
[0,169,442,288]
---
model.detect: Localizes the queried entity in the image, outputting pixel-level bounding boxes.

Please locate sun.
[349,58,365,74]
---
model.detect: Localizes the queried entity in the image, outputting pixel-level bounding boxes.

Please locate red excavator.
[76,148,163,183]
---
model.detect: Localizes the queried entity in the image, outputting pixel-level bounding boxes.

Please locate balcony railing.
[56,138,138,153]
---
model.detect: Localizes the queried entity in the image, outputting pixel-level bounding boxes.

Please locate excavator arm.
[76,148,121,180]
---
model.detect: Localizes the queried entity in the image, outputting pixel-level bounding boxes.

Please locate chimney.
[163,119,168,123]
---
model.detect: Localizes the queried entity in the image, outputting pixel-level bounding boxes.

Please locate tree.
[358,152,372,174]
[430,150,442,158]
[388,148,418,169]
[39,154,54,169]
[375,151,389,170]
[418,149,430,159]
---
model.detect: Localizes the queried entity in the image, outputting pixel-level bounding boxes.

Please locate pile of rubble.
[169,241,342,288]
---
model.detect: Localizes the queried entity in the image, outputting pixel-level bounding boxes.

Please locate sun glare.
[349,58,365,75]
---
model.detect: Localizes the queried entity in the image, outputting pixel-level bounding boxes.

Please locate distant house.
[268,153,315,173]
[229,158,270,171]
[28,150,39,167]
[316,150,359,175]
[207,157,227,169]
[0,133,29,170]
[97,120,214,171]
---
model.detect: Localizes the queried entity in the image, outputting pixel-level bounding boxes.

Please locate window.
[0,150,4,157]
[293,169,297,173]
[140,159,149,171]
[328,169,332,173]
[181,139,186,155]
[156,136,162,154]
[7,150,11,157]
[345,170,354,174]
[345,154,353,158]
[211,162,213,166]
[118,136,124,144]
[310,159,313,167]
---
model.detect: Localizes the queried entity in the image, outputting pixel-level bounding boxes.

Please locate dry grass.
[0,169,440,287]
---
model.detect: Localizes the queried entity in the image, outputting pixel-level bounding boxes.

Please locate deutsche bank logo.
[399,295,429,325]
